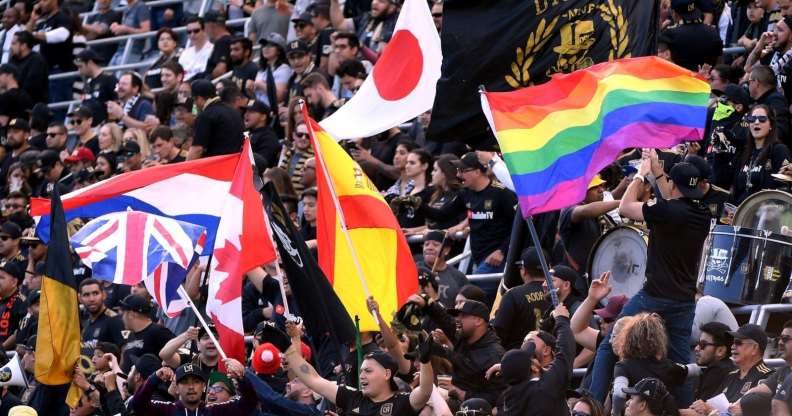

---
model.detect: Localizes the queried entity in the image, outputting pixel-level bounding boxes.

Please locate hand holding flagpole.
[177,285,228,360]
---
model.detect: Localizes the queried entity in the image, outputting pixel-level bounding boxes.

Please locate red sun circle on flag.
[373,30,423,101]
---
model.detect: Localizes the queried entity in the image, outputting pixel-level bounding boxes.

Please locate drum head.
[588,226,648,305]
[733,190,792,235]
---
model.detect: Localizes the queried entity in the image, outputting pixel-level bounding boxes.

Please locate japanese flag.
[319,0,441,139]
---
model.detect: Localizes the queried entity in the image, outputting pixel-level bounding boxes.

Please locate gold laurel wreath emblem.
[504,0,630,89]
[599,0,630,61]
[505,16,559,89]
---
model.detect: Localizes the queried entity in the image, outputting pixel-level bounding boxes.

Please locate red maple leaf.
[213,241,241,304]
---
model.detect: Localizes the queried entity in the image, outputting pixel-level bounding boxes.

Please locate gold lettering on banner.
[506,0,630,89]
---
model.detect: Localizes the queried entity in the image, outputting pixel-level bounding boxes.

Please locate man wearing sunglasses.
[747,65,790,139]
[32,149,74,198]
[66,105,99,157]
[720,325,773,404]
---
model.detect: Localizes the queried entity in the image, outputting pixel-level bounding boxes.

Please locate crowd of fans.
[0,0,789,414]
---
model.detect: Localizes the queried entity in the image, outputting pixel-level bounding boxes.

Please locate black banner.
[427,0,660,150]
[261,183,356,375]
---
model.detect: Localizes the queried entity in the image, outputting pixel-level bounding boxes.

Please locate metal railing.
[80,0,186,20]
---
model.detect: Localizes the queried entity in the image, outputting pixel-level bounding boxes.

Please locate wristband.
[656,174,666,181]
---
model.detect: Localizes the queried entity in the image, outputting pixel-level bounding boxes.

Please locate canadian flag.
[319,0,441,139]
[206,140,276,365]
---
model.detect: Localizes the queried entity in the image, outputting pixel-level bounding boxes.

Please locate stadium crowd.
[0,0,789,414]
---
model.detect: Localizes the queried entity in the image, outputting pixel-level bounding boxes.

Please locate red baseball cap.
[595,294,628,320]
[65,147,96,164]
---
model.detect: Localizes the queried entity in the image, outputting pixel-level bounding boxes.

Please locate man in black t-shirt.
[229,37,258,97]
[9,31,48,104]
[244,100,280,168]
[661,0,722,72]
[79,278,125,349]
[204,11,233,80]
[0,63,31,124]
[75,49,118,126]
[283,322,435,416]
[718,325,773,403]
[187,79,244,160]
[691,322,736,401]
[0,261,25,349]
[416,230,469,307]
[119,294,175,372]
[589,159,711,402]
[492,247,550,350]
[452,152,517,274]
[558,174,619,273]
[82,0,121,63]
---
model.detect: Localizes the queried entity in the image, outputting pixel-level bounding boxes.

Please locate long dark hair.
[740,104,780,167]
[409,148,432,185]
[431,154,461,203]
[259,44,287,70]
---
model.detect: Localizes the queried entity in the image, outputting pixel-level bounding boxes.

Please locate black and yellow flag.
[35,185,81,408]
[426,0,660,150]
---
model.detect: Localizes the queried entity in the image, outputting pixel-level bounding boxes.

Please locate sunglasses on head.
[745,115,769,123]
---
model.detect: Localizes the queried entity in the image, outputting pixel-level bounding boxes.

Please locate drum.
[587,225,648,305]
[702,225,792,304]
[732,190,792,235]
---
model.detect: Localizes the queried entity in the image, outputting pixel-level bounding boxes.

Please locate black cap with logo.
[447,300,490,322]
[669,161,703,199]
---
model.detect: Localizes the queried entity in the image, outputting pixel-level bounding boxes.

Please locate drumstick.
[431,232,449,274]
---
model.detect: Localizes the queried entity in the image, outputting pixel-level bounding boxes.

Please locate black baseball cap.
[669,162,703,199]
[729,324,768,351]
[198,322,218,340]
[135,353,161,379]
[622,377,671,409]
[671,0,701,20]
[260,32,286,50]
[456,398,492,415]
[447,300,490,322]
[7,118,29,131]
[291,12,313,24]
[684,154,712,182]
[286,40,311,55]
[0,261,24,283]
[0,221,21,239]
[723,84,750,109]
[37,149,61,171]
[191,79,216,99]
[423,230,446,244]
[253,321,291,352]
[67,105,93,119]
[75,48,102,64]
[517,246,545,271]
[451,152,486,172]
[550,265,581,295]
[120,294,153,315]
[176,362,207,383]
[120,140,141,157]
[247,100,271,115]
[500,344,535,385]
[363,350,399,391]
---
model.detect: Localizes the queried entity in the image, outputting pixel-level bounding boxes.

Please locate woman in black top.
[423,154,467,230]
[731,104,792,204]
[144,28,182,89]
[388,148,433,231]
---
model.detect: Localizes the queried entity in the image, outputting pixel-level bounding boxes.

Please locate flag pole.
[299,100,380,325]
[177,285,228,360]
[526,215,559,307]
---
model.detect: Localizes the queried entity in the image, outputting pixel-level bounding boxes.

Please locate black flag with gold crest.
[426,0,660,150]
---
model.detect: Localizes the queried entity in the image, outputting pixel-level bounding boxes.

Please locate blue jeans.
[474,259,505,274]
[589,289,695,403]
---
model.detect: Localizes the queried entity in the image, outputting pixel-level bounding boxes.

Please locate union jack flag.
[144,262,191,318]
[70,211,206,286]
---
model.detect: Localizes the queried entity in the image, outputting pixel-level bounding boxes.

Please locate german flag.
[35,185,81,408]
[304,107,418,332]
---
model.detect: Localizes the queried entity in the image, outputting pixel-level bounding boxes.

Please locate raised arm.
[571,272,611,350]
[159,326,199,368]
[368,296,412,375]
[409,344,435,411]
[619,158,650,221]
[284,321,339,403]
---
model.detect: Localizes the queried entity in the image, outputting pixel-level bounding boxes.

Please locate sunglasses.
[571,412,591,416]
[70,119,84,125]
[432,12,442,17]
[294,132,309,138]
[186,28,201,34]
[207,386,229,394]
[696,341,716,349]
[733,339,757,347]
[295,22,309,29]
[745,115,769,123]
[46,132,63,137]
[0,235,13,241]
[457,167,477,173]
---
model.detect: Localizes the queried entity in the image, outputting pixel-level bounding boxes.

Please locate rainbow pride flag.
[481,57,710,217]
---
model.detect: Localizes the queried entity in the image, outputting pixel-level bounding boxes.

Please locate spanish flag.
[305,109,418,331]
[36,185,82,408]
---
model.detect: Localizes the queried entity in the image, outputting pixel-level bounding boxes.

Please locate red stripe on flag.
[84,220,119,247]
[337,195,400,230]
[122,212,146,285]
[152,219,189,266]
